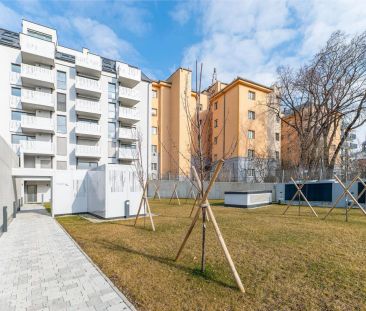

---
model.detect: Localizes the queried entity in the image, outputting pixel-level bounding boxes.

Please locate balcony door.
[27,185,37,203]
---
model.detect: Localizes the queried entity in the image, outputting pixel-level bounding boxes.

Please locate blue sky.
[1,0,366,140]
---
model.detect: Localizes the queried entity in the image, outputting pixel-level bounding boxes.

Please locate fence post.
[3,206,7,232]
[13,201,16,218]
[18,199,21,211]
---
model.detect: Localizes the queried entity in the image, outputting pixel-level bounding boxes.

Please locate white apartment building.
[0,20,152,211]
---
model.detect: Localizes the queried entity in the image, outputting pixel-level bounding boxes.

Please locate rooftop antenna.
[212,67,217,85]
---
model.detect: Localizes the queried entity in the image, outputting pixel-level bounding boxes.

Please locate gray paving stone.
[0,204,134,311]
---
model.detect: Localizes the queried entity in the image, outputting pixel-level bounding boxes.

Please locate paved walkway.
[0,204,134,311]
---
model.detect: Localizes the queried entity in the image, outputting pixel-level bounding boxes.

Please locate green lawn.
[58,199,366,311]
[43,202,51,214]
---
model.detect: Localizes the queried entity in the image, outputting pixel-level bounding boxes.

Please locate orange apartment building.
[151,68,280,181]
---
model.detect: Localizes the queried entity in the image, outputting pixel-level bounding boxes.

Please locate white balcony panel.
[118,147,137,160]
[118,86,140,106]
[75,122,101,139]
[75,98,101,118]
[18,140,54,156]
[118,107,140,125]
[118,127,137,142]
[75,54,102,77]
[118,63,141,87]
[9,96,22,109]
[21,115,54,134]
[75,145,101,158]
[21,64,55,89]
[75,76,101,98]
[20,33,55,66]
[21,89,54,111]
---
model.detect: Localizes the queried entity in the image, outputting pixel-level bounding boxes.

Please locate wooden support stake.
[189,192,200,217]
[346,177,366,216]
[134,181,155,231]
[153,182,161,200]
[169,183,181,205]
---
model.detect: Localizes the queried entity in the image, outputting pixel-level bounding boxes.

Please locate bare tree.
[268,31,366,178]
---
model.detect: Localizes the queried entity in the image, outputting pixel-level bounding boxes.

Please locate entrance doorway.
[27,185,37,203]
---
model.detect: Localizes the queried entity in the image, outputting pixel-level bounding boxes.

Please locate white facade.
[0,20,151,214]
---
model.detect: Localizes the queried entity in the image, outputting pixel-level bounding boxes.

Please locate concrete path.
[0,204,134,311]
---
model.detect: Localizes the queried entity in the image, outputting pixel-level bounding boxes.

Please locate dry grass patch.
[58,200,366,311]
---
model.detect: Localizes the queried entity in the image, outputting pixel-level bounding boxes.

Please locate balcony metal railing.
[75,145,101,157]
[20,33,55,62]
[21,115,54,132]
[119,107,140,121]
[19,140,54,155]
[118,147,137,160]
[21,64,55,84]
[75,98,101,115]
[75,76,101,92]
[118,127,138,141]
[21,89,54,109]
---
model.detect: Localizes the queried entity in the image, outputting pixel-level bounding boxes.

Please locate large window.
[57,71,66,90]
[28,29,52,42]
[248,110,256,120]
[108,122,116,139]
[151,163,157,170]
[11,111,22,121]
[108,83,116,100]
[11,63,20,73]
[248,149,255,158]
[57,93,66,112]
[108,103,116,119]
[11,134,35,144]
[11,87,21,97]
[57,115,67,134]
[247,169,255,177]
[248,130,255,139]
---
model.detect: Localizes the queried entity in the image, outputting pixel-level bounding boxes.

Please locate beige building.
[151,69,280,181]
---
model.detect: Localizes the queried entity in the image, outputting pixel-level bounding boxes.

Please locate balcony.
[118,86,140,106]
[75,53,102,78]
[118,127,138,142]
[75,122,101,139]
[75,76,101,98]
[75,98,101,118]
[118,63,141,87]
[21,89,54,111]
[118,107,140,125]
[75,145,101,158]
[21,64,55,89]
[21,115,54,134]
[9,95,22,109]
[18,140,54,156]
[118,147,137,161]
[20,33,55,66]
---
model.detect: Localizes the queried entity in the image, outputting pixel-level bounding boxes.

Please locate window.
[56,137,67,156]
[11,134,35,144]
[56,161,67,170]
[108,103,116,119]
[247,169,255,177]
[152,108,157,116]
[248,130,255,139]
[151,163,157,170]
[28,29,52,42]
[152,90,157,98]
[40,159,52,169]
[11,87,21,97]
[57,93,66,112]
[214,119,218,128]
[214,136,218,144]
[248,149,255,158]
[108,122,116,139]
[57,115,67,134]
[152,126,158,135]
[248,91,256,100]
[275,151,279,160]
[57,71,66,90]
[248,110,255,120]
[152,145,157,153]
[11,111,22,121]
[77,160,98,170]
[108,83,116,100]
[11,63,20,73]
[108,141,116,157]
[24,156,35,168]
[275,133,280,141]
[214,102,218,110]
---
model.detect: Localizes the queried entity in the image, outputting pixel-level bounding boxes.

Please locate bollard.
[18,199,21,211]
[3,206,7,232]
[13,201,16,218]
[124,200,130,218]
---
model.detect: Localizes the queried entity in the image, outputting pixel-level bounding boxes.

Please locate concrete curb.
[55,218,137,311]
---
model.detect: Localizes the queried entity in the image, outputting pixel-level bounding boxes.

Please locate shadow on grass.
[97,239,237,290]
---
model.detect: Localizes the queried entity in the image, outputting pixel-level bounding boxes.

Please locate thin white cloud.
[0,2,21,31]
